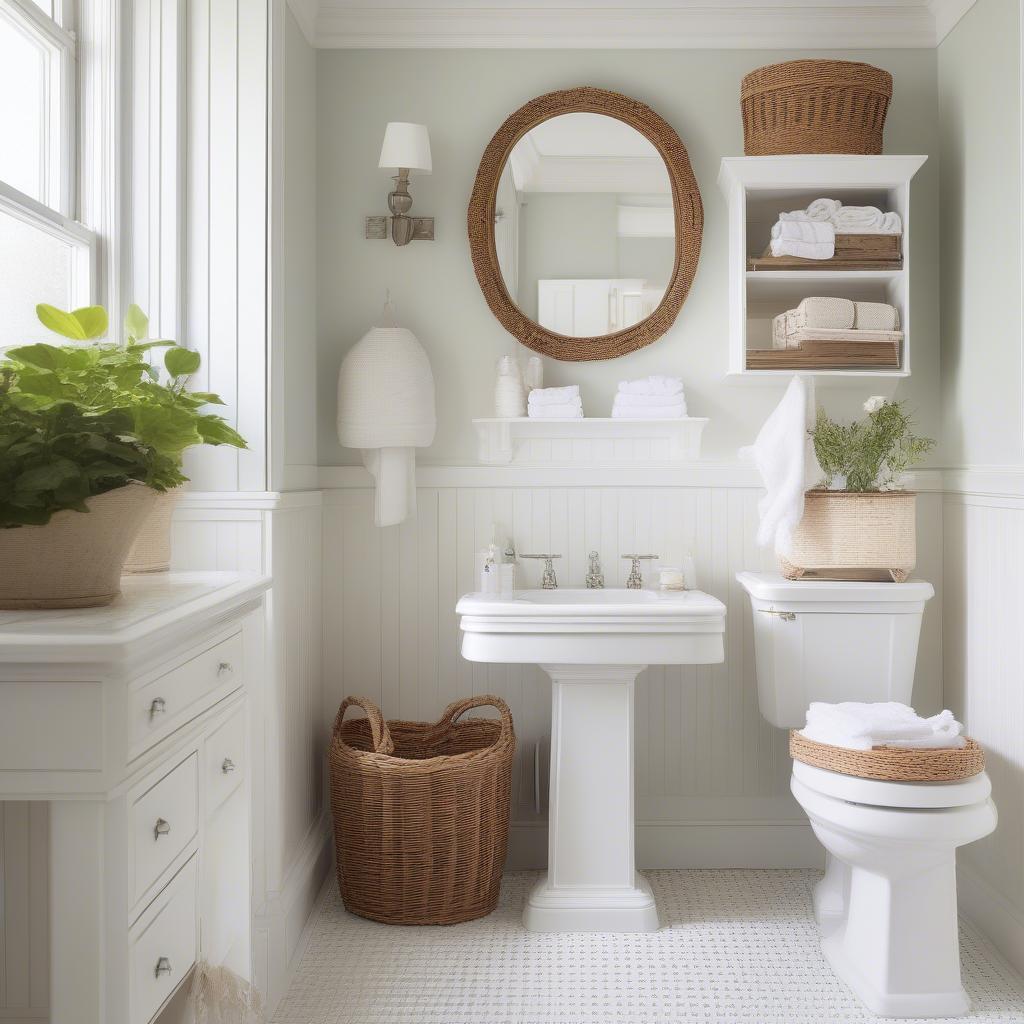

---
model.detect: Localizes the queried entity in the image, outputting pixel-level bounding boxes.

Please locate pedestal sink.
[456,587,726,932]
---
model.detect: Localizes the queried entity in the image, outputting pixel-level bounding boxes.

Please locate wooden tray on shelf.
[747,339,901,370]
[748,233,902,272]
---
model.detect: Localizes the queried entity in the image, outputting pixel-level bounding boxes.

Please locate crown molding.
[311,2,978,49]
[286,0,319,46]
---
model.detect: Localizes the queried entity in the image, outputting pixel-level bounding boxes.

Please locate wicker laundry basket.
[741,60,893,155]
[781,489,916,583]
[329,695,515,925]
[791,731,985,782]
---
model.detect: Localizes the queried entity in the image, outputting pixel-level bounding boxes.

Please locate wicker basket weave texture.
[329,695,515,926]
[790,731,985,782]
[741,60,893,156]
[785,490,916,580]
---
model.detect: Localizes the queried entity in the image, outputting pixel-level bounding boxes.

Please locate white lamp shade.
[378,122,432,174]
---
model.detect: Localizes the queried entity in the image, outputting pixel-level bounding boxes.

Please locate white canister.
[658,566,686,591]
[494,355,526,417]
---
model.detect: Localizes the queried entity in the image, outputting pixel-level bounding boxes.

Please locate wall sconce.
[365,122,435,246]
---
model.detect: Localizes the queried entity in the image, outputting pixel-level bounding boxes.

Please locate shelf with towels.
[472,417,708,467]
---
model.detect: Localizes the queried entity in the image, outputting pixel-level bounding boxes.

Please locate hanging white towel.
[740,375,814,556]
[337,326,436,528]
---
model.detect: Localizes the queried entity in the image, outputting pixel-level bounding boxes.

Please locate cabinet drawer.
[131,632,243,753]
[205,703,246,816]
[130,855,198,1024]
[132,753,199,902]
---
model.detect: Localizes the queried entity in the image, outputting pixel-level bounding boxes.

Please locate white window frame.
[0,0,99,310]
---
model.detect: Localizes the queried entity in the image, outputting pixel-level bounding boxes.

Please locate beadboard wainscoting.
[170,491,329,1009]
[943,477,1024,976]
[320,466,945,870]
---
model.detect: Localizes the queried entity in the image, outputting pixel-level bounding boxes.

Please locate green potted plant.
[0,303,245,607]
[783,397,935,582]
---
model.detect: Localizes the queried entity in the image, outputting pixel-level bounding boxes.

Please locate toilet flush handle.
[760,608,796,621]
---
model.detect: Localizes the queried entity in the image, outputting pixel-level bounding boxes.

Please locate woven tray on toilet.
[790,731,985,782]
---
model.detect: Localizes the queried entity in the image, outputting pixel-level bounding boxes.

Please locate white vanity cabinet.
[0,572,269,1024]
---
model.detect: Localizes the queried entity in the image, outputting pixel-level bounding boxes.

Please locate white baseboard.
[507,821,823,871]
[958,863,1024,978]
[254,814,332,1015]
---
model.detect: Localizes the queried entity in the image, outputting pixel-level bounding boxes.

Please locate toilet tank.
[736,572,935,729]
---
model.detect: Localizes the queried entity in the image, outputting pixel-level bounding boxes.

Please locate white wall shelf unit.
[473,417,708,466]
[718,155,927,382]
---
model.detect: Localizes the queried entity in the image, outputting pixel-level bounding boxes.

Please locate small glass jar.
[658,566,686,591]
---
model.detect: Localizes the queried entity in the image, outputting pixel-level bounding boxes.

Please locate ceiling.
[287,0,978,49]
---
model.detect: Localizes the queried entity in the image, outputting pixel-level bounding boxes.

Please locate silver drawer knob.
[149,697,167,719]
[217,661,234,677]
[155,956,172,978]
[221,757,236,774]
[153,817,171,839]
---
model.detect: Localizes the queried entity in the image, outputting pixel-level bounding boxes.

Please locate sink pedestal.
[525,663,657,932]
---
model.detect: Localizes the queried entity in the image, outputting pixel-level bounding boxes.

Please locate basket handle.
[333,696,395,755]
[434,694,514,743]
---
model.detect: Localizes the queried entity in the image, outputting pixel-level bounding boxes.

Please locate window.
[0,0,94,346]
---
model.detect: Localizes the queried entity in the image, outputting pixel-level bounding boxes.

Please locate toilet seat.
[792,759,991,809]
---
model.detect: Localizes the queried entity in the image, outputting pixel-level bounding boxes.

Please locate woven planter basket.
[741,60,893,155]
[791,731,985,782]
[329,694,515,925]
[0,482,158,609]
[781,489,916,583]
[124,485,185,573]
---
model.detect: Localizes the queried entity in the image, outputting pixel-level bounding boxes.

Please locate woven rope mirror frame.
[468,87,703,362]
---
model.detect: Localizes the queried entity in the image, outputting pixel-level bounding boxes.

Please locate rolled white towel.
[769,219,835,260]
[611,403,687,420]
[528,402,583,419]
[618,375,684,397]
[805,197,843,222]
[528,385,580,406]
[832,205,902,234]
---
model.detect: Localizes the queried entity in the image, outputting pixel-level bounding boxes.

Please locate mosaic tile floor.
[274,870,1024,1024]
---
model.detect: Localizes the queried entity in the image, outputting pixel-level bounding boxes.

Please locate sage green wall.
[938,0,1022,467]
[317,49,941,465]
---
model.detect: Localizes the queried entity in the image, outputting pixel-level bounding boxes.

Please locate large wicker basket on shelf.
[329,694,515,925]
[741,59,893,155]
[781,489,916,583]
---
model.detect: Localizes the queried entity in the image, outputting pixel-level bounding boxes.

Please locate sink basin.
[456,587,725,665]
[457,586,726,933]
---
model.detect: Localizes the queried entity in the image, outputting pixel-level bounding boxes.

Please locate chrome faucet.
[622,554,659,590]
[586,551,605,589]
[521,553,561,589]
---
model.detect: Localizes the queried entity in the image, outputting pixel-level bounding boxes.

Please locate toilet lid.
[792,760,991,808]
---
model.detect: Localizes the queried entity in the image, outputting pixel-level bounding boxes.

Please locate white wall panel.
[323,484,945,839]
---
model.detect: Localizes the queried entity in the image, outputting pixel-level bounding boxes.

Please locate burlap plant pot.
[124,485,185,573]
[781,489,916,583]
[0,482,159,608]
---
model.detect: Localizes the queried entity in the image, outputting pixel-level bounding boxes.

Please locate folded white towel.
[617,375,684,397]
[740,375,811,556]
[801,702,966,751]
[611,402,687,420]
[853,301,899,331]
[805,197,843,222]
[777,198,902,235]
[528,385,580,406]
[770,220,835,260]
[528,402,583,419]
[613,392,688,409]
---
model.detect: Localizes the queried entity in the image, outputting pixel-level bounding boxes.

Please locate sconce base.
[365,216,435,243]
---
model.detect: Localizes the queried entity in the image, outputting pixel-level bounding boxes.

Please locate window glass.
[0,208,75,348]
[0,13,47,203]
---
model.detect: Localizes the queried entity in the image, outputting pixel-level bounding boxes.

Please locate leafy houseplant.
[784,398,936,583]
[0,303,245,607]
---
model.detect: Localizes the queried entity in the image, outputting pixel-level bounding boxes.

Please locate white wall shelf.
[472,417,708,466]
[718,155,927,383]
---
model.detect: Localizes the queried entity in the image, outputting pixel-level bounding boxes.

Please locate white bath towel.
[801,702,966,751]
[617,375,685,397]
[740,375,813,556]
[528,401,583,419]
[777,198,902,235]
[611,402,687,419]
[528,384,580,406]
[769,220,835,260]
[613,391,689,410]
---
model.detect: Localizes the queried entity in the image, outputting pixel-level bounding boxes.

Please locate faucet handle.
[586,551,605,589]
[622,553,660,590]
[520,553,561,590]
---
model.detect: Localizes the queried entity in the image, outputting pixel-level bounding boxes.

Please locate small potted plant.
[0,303,245,608]
[782,396,935,582]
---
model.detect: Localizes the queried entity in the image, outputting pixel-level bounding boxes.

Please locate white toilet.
[737,572,998,1019]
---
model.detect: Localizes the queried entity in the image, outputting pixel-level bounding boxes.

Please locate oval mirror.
[468,88,703,362]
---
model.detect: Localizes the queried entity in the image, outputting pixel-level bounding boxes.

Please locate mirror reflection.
[495,112,675,339]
